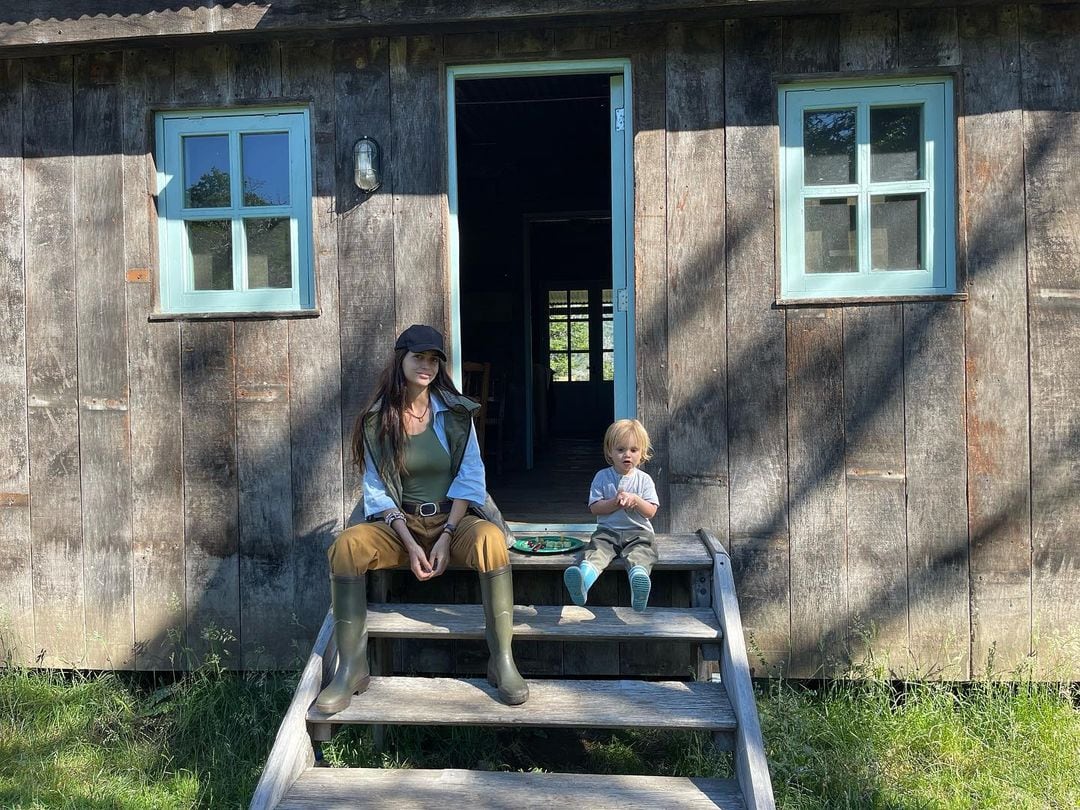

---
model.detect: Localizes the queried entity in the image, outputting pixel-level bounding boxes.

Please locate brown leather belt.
[401,500,454,517]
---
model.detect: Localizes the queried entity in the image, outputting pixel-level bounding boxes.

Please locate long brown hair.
[350,346,462,481]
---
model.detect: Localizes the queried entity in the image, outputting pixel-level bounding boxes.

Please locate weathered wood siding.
[0,4,1077,679]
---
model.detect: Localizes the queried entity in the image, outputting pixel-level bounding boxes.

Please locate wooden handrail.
[248,609,334,810]
[697,529,776,810]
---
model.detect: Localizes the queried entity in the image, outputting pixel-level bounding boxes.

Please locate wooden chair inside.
[461,361,491,455]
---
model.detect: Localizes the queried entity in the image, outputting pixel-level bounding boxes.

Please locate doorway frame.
[445,57,637,410]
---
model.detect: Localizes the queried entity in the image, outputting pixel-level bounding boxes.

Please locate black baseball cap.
[395,324,447,360]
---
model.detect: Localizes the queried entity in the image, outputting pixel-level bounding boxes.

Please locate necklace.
[405,401,430,421]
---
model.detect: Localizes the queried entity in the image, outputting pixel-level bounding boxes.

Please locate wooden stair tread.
[309,677,736,730]
[382,532,712,571]
[368,603,723,642]
[278,767,746,809]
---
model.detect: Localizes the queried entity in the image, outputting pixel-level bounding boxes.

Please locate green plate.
[510,535,586,555]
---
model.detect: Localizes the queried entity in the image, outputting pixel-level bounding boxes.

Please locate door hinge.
[616,288,629,312]
[615,108,625,132]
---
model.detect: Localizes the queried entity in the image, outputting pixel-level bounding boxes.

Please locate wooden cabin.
[0,1,1077,681]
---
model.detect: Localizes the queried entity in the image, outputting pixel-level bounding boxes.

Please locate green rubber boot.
[314,576,370,714]
[480,565,529,705]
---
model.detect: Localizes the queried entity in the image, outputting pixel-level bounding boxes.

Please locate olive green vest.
[362,389,480,508]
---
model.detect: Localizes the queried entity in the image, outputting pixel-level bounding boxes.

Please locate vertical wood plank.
[838,10,898,72]
[665,21,728,535]
[899,8,960,68]
[174,45,241,664]
[782,21,846,679]
[24,56,84,667]
[786,309,846,678]
[842,305,907,666]
[903,302,969,678]
[781,15,840,74]
[123,48,184,671]
[1019,4,1080,676]
[282,40,344,650]
[837,10,907,670]
[0,59,33,664]
[74,51,134,669]
[229,42,296,669]
[335,37,395,515]
[958,6,1032,675]
[389,35,445,335]
[724,18,790,677]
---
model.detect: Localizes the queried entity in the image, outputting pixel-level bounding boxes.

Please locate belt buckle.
[418,502,438,517]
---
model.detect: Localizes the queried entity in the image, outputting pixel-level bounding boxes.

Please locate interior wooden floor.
[488,436,601,526]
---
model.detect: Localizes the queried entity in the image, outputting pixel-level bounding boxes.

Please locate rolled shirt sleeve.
[445,420,488,508]
[362,444,398,518]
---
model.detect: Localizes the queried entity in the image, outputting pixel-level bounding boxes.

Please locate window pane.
[569,289,589,318]
[602,318,613,352]
[570,352,590,382]
[804,197,857,274]
[569,320,589,351]
[871,106,922,182]
[548,289,568,318]
[549,320,568,352]
[242,132,290,206]
[803,109,856,185]
[871,194,923,271]
[187,220,233,290]
[550,353,568,382]
[184,135,231,208]
[603,351,614,382]
[245,217,292,289]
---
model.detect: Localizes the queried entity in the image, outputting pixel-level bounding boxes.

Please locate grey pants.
[582,527,658,575]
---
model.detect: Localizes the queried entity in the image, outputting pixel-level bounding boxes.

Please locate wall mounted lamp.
[353,137,382,192]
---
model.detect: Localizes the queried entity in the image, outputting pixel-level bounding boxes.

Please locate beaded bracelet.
[383,510,406,527]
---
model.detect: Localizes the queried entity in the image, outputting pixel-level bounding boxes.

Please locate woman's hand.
[407,542,434,581]
[428,532,451,578]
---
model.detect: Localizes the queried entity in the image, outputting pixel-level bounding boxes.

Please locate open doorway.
[449,64,633,528]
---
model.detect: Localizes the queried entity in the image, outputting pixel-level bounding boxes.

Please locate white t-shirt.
[588,466,659,532]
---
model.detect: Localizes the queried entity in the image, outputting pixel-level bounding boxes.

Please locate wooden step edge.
[308,677,737,732]
[279,768,747,809]
[367,603,723,642]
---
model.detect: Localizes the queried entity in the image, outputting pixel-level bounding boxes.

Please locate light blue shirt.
[589,466,659,532]
[362,391,488,518]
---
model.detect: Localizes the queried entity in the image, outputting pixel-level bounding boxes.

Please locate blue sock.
[564,561,600,606]
[628,566,652,612]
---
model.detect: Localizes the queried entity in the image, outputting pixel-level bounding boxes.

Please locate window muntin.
[779,79,954,299]
[157,109,313,313]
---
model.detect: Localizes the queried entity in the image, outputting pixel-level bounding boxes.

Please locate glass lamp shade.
[353,137,381,192]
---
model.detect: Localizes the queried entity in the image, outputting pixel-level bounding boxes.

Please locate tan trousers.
[327,512,508,576]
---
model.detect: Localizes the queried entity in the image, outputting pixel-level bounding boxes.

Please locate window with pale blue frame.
[779,78,956,300]
[156,108,314,313]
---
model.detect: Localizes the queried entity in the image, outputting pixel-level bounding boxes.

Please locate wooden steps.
[251,530,775,810]
[277,768,747,809]
[310,677,736,731]
[368,603,722,642]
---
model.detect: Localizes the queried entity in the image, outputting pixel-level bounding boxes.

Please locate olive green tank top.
[400,421,454,504]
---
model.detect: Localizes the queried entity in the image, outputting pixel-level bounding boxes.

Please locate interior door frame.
[446,58,637,437]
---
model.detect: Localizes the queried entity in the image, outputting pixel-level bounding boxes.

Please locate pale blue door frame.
[446,59,637,474]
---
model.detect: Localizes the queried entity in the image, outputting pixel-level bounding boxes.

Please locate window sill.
[775,292,967,308]
[148,308,321,322]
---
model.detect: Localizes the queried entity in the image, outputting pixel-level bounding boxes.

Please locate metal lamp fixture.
[353,137,381,192]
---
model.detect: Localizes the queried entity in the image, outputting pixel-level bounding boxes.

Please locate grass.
[0,660,1076,809]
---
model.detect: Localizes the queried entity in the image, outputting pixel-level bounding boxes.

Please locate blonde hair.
[602,419,653,465]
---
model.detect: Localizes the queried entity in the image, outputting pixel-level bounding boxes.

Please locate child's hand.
[616,491,637,510]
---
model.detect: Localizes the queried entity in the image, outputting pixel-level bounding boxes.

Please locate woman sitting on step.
[316,324,528,712]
